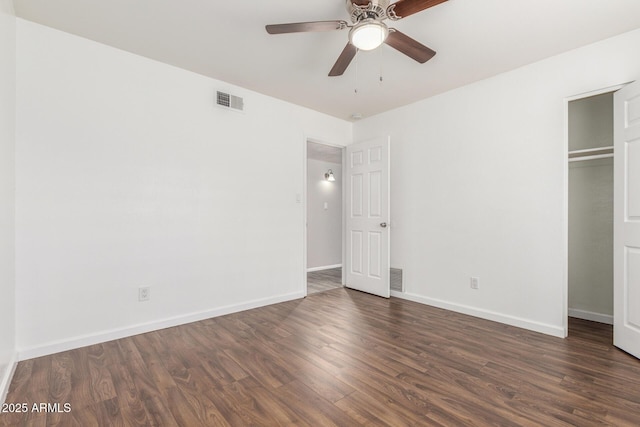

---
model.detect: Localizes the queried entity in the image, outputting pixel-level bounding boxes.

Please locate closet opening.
[305,140,345,295]
[567,90,615,336]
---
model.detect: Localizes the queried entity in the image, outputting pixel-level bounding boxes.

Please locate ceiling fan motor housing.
[347,0,391,23]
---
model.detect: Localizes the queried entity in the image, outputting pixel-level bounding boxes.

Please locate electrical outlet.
[138,286,150,301]
[470,277,479,290]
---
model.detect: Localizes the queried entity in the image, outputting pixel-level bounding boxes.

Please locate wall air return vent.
[216,91,244,112]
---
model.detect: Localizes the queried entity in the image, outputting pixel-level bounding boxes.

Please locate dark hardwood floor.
[307,267,342,295]
[2,288,640,426]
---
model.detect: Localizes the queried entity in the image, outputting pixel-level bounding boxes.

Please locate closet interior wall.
[568,92,614,324]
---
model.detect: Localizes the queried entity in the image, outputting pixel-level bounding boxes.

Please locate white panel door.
[346,137,390,298]
[614,80,640,359]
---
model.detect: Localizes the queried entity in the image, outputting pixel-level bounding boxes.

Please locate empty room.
[2,0,640,425]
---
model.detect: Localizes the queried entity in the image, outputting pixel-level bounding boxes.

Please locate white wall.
[307,158,342,270]
[15,19,351,358]
[354,28,640,337]
[0,0,16,403]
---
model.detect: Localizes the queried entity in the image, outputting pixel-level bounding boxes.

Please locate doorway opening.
[566,89,618,336]
[305,140,345,295]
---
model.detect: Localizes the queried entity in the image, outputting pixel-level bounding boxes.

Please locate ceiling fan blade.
[266,20,348,34]
[329,43,358,77]
[388,0,448,19]
[384,30,436,63]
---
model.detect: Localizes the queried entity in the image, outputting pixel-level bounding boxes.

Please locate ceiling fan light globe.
[349,21,389,51]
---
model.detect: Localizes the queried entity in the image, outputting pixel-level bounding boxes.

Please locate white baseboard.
[0,353,18,405]
[17,291,305,361]
[307,264,342,272]
[391,291,565,338]
[569,308,613,325]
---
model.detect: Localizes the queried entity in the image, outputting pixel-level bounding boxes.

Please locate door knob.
[380,222,387,228]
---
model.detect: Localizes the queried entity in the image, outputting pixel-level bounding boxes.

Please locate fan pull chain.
[379,45,384,85]
[354,50,359,95]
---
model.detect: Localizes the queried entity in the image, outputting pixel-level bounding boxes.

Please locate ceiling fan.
[266,0,448,76]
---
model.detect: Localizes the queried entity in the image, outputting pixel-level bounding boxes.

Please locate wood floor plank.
[290,361,355,403]
[129,335,177,393]
[139,395,179,427]
[307,267,343,295]
[3,289,640,426]
[335,389,431,426]
[113,338,161,401]
[162,387,205,427]
[173,366,232,427]
[86,345,117,404]
[222,344,295,389]
[217,377,300,426]
[108,360,152,426]
[274,379,357,426]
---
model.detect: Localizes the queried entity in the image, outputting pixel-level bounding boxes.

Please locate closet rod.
[568,146,613,155]
[568,153,613,163]
[568,146,613,161]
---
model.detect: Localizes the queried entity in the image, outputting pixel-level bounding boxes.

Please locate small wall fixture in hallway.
[325,169,336,182]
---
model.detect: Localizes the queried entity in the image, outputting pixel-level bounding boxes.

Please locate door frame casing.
[302,137,347,296]
[562,83,627,337]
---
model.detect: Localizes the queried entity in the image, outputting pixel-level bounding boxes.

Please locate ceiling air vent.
[216,91,244,112]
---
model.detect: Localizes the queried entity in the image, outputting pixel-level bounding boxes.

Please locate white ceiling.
[14,0,640,121]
